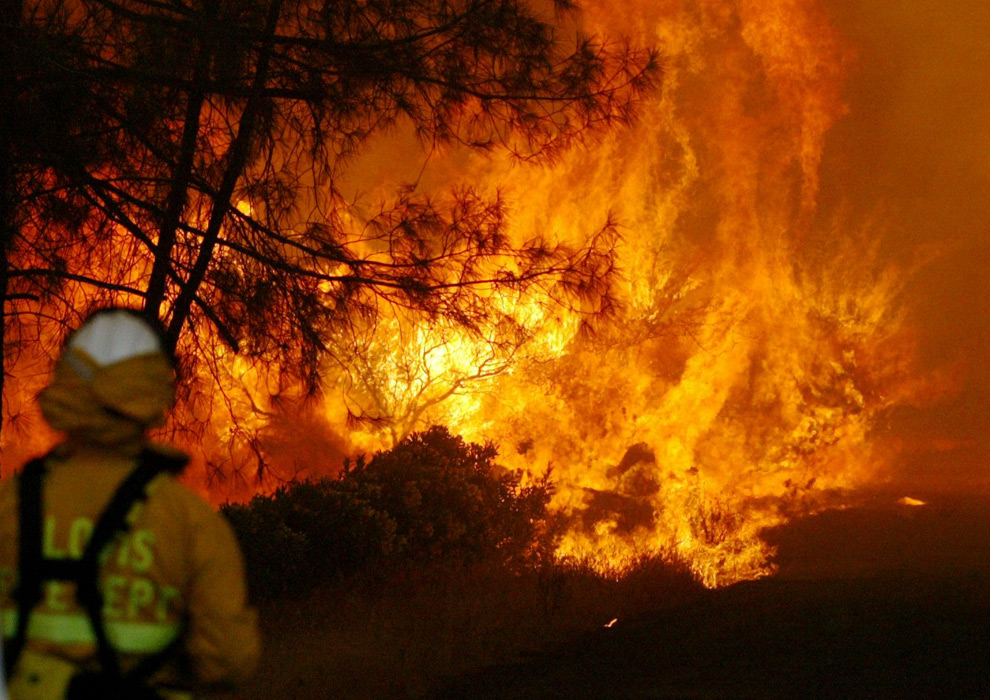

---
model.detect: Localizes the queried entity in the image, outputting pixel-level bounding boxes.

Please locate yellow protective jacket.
[0,309,260,699]
[0,444,261,698]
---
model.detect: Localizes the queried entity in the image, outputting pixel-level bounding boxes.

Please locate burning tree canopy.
[0,0,654,459]
[0,0,953,586]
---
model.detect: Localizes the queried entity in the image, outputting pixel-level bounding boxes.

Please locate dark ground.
[432,495,990,700]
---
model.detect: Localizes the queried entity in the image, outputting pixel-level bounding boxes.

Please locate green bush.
[223,426,555,598]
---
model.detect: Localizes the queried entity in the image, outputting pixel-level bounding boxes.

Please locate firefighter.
[0,308,260,699]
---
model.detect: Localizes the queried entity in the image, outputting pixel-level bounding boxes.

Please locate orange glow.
[898,497,926,507]
[319,0,943,588]
[3,0,955,589]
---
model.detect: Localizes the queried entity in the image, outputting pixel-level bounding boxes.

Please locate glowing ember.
[898,497,926,507]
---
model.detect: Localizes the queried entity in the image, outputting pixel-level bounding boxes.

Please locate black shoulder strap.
[6,450,178,681]
[5,456,46,675]
[75,450,169,678]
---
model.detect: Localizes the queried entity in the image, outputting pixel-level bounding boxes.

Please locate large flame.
[2,0,951,587]
[315,0,939,587]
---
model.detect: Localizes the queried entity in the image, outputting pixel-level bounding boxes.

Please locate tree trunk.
[0,0,26,478]
[143,0,217,323]
[165,0,284,352]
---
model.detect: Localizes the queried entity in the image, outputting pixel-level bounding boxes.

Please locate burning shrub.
[223,426,554,597]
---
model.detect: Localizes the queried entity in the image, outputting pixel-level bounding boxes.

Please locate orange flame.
[2,0,949,588]
[317,0,939,586]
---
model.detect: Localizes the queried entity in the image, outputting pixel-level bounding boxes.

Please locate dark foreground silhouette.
[433,496,990,700]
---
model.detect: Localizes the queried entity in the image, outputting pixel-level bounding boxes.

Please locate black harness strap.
[6,450,182,685]
[6,456,46,675]
[75,452,165,678]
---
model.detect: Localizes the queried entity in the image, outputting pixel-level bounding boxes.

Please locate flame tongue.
[425,0,925,586]
[0,0,958,585]
[149,0,935,587]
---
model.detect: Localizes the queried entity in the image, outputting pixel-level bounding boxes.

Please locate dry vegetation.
[218,427,701,700]
[230,557,699,700]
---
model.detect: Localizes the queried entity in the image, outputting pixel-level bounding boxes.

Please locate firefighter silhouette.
[0,308,259,699]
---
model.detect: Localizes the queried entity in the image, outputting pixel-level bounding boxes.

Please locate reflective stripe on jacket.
[1,610,180,653]
[0,445,260,696]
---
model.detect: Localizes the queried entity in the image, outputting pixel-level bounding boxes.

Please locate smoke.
[820,0,990,494]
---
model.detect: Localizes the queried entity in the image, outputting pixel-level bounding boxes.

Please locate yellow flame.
[172,0,939,589]
[149,0,936,584]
